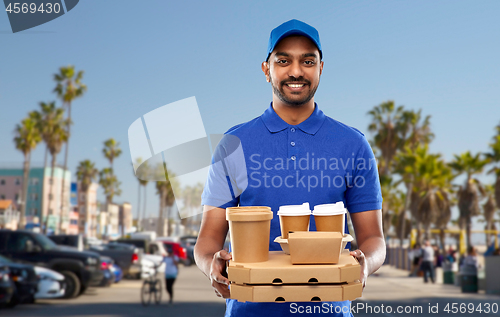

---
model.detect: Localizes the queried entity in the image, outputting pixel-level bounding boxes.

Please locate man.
[194,19,385,317]
[420,240,435,283]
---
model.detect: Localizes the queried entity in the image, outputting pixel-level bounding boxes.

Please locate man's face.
[262,35,323,107]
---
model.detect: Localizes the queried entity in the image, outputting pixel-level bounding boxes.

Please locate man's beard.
[269,74,318,107]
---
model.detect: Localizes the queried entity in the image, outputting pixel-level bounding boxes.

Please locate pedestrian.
[409,243,421,277]
[461,246,481,271]
[163,245,179,304]
[420,240,435,283]
[194,19,385,317]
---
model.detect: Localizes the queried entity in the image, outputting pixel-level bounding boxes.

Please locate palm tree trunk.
[137,182,141,231]
[486,222,492,246]
[466,216,472,250]
[157,191,165,236]
[44,145,48,169]
[20,153,31,230]
[44,155,57,234]
[439,228,446,251]
[399,180,413,247]
[142,184,147,225]
[58,102,71,233]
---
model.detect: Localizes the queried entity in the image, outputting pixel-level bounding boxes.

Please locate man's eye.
[304,60,315,65]
[277,60,288,64]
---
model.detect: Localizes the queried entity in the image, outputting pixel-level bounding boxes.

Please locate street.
[5,264,500,317]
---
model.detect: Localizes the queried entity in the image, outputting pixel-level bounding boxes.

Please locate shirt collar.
[261,102,326,135]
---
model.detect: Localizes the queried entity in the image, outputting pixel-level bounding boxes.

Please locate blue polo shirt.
[202,103,382,317]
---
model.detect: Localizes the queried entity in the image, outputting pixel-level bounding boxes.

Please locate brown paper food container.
[279,215,310,239]
[288,231,343,264]
[226,206,273,263]
[314,214,345,233]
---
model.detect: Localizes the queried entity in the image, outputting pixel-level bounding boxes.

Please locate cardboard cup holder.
[274,233,354,258]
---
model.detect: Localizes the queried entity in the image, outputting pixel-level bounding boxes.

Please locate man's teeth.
[287,84,304,88]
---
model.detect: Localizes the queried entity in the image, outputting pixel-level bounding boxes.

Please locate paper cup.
[226,206,273,263]
[313,202,346,234]
[277,203,311,239]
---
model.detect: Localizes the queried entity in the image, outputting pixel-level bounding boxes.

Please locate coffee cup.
[278,203,311,239]
[313,202,346,234]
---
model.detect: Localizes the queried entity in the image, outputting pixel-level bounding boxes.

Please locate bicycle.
[141,263,162,306]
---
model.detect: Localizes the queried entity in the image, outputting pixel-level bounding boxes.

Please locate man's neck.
[272,98,315,125]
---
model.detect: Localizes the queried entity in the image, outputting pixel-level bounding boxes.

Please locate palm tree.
[485,123,500,209]
[394,110,434,246]
[99,168,122,208]
[102,138,122,213]
[76,160,99,234]
[367,101,405,177]
[181,183,204,234]
[133,157,150,231]
[154,163,178,236]
[34,103,68,234]
[13,116,42,229]
[54,65,87,232]
[481,185,497,246]
[449,151,488,249]
[32,102,66,228]
[103,138,122,173]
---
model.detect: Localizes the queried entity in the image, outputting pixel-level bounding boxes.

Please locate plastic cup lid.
[277,202,311,216]
[312,201,346,215]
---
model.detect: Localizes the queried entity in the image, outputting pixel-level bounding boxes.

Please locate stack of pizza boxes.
[226,203,363,303]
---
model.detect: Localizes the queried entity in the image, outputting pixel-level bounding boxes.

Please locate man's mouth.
[286,83,305,88]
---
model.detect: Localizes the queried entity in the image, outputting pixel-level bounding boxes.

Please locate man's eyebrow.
[275,52,289,57]
[274,52,318,59]
[301,53,318,59]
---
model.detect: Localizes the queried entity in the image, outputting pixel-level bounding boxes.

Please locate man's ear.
[319,60,324,76]
[261,61,270,82]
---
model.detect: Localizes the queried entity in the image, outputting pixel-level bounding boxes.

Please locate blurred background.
[1,0,499,316]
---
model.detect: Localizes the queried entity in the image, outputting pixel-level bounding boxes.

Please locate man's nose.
[287,61,304,79]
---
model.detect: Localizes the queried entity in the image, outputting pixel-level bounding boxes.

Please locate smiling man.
[194,19,385,317]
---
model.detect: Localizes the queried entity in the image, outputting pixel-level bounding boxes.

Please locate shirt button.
[291,156,296,160]
[290,141,295,146]
[291,128,296,132]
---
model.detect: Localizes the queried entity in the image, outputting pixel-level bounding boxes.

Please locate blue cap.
[267,19,322,61]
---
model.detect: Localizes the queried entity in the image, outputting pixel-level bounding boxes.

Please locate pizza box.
[230,280,362,303]
[228,250,360,285]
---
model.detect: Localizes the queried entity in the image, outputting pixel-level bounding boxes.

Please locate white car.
[34,267,65,299]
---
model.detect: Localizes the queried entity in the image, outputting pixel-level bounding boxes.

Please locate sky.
[1,1,499,240]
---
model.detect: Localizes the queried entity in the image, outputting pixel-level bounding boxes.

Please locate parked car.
[0,230,102,299]
[179,236,197,266]
[89,243,141,278]
[48,234,85,251]
[0,265,14,307]
[0,255,37,307]
[157,238,188,265]
[110,239,166,275]
[91,256,114,287]
[34,266,65,299]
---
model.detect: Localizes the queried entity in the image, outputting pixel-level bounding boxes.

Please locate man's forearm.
[358,236,386,275]
[194,237,222,279]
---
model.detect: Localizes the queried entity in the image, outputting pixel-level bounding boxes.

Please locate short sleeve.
[201,134,247,209]
[345,135,383,213]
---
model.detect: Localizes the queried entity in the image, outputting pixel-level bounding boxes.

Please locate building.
[106,203,120,236]
[0,166,71,233]
[119,202,133,235]
[0,200,19,230]
[73,182,99,237]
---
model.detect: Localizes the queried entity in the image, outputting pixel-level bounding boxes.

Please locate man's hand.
[210,250,232,298]
[350,249,369,288]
